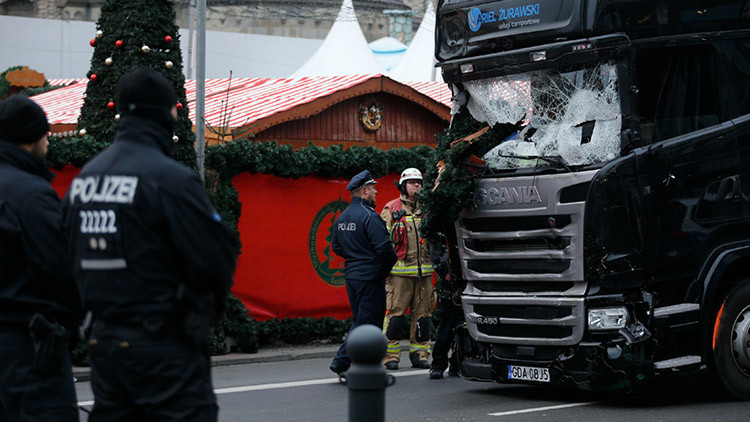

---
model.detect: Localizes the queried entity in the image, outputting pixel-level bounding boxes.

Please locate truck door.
[735,115,750,223]
[632,43,743,281]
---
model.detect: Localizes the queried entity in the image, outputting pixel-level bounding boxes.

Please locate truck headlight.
[460,63,474,74]
[587,307,629,330]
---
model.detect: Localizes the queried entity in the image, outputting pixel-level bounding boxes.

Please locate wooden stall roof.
[36,75,452,136]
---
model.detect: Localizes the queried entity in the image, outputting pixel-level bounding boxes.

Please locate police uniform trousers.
[331,278,387,371]
[431,284,464,373]
[87,322,217,421]
[383,275,434,363]
[0,328,78,422]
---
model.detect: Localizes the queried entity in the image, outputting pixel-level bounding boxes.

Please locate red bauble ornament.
[176,102,183,111]
[90,74,97,82]
[116,40,124,48]
[164,35,172,44]
[89,38,96,47]
[107,101,115,110]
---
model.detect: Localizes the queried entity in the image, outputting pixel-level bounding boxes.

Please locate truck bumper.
[456,324,656,392]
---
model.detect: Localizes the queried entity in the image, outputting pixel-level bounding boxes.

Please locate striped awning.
[47,78,86,86]
[32,75,452,130]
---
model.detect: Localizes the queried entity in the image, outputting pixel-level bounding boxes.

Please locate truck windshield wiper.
[496,154,572,173]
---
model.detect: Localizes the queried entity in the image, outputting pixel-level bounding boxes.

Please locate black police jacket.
[0,142,82,329]
[63,116,238,326]
[331,197,397,281]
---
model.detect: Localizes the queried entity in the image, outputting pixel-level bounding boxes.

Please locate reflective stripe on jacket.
[381,195,433,277]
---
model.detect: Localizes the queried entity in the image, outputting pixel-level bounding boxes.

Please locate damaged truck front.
[436,0,750,398]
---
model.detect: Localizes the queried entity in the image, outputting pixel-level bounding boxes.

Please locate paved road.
[75,352,750,421]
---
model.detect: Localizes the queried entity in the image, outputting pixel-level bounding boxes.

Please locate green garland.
[205,140,434,180]
[204,139,436,250]
[210,292,259,354]
[0,66,63,99]
[0,66,23,99]
[47,135,110,169]
[419,113,520,244]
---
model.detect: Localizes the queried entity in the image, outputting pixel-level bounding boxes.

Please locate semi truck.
[435,0,750,399]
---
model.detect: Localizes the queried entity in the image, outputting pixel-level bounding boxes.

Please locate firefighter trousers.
[383,274,435,363]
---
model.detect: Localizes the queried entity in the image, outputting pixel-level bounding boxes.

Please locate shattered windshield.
[465,61,621,168]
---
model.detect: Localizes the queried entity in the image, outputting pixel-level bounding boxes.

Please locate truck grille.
[458,170,598,347]
[464,297,585,346]
[479,325,573,339]
[467,259,571,274]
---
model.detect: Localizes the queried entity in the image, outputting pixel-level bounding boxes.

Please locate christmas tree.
[77,0,196,167]
[73,0,260,355]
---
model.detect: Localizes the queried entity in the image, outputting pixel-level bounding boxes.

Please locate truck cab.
[436,0,750,398]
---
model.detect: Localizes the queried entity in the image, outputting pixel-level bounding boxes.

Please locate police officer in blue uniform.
[329,170,397,375]
[0,96,82,421]
[64,69,238,421]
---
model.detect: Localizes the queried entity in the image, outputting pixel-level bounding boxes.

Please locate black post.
[346,324,395,422]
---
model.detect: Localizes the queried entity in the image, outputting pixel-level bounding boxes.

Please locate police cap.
[115,69,178,133]
[116,68,177,115]
[0,95,49,145]
[347,170,377,191]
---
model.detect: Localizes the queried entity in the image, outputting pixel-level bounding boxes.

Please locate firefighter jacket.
[0,142,82,329]
[331,197,397,281]
[63,116,239,327]
[381,194,433,277]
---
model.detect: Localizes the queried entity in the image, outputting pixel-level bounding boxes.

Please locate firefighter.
[0,95,82,421]
[64,69,238,421]
[329,170,398,375]
[381,168,434,370]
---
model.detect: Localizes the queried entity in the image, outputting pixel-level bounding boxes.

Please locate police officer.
[64,69,238,421]
[428,239,464,379]
[381,168,434,370]
[0,95,82,421]
[329,170,397,375]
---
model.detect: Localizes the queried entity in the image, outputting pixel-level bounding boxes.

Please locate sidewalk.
[73,341,412,382]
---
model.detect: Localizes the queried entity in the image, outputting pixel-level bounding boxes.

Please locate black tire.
[710,280,750,400]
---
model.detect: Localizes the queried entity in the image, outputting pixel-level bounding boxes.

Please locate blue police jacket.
[331,197,397,281]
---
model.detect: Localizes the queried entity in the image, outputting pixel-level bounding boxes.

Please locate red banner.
[233,173,399,321]
[50,165,80,199]
[50,165,402,322]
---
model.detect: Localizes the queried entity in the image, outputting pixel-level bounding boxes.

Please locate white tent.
[369,37,407,71]
[291,0,387,77]
[388,2,442,82]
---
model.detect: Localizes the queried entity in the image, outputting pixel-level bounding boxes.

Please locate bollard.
[346,324,395,422]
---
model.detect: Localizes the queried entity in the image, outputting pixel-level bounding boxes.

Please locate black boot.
[409,353,430,369]
[429,367,444,379]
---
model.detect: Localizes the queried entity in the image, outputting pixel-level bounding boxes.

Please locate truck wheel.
[711,280,750,400]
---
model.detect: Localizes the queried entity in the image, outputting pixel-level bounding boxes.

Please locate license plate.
[507,365,550,383]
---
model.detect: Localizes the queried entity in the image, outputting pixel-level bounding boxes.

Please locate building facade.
[0,0,424,42]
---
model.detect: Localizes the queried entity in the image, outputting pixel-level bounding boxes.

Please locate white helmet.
[399,168,423,185]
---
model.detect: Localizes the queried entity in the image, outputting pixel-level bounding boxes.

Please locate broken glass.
[464,61,621,168]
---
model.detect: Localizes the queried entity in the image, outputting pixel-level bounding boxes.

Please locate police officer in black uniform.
[428,239,464,379]
[64,69,238,421]
[329,170,397,375]
[0,95,82,421]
